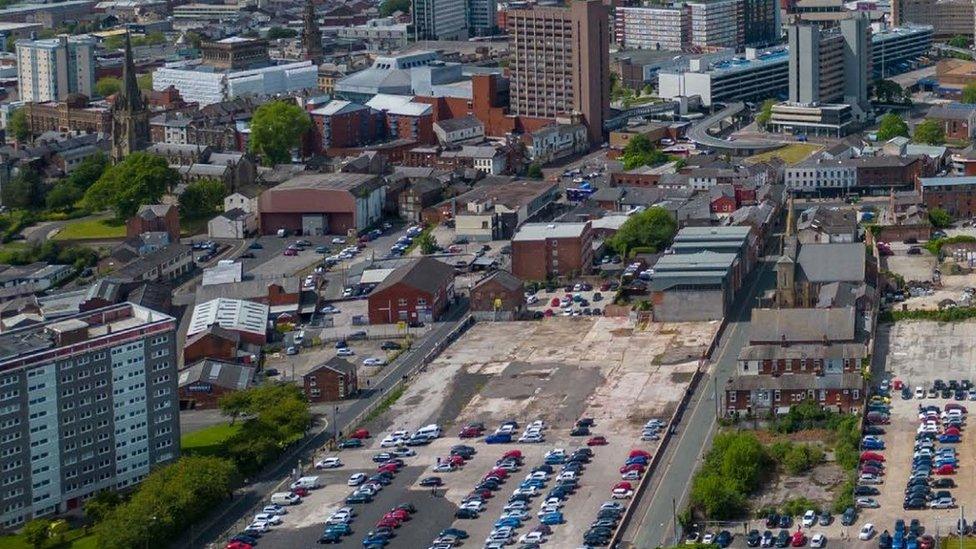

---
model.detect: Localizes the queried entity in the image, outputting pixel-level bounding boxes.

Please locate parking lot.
[241,317,718,547]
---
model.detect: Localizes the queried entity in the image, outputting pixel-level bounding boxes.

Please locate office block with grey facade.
[16,35,95,102]
[0,303,179,528]
[412,0,468,40]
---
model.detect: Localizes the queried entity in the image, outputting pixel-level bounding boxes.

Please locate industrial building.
[257,173,386,235]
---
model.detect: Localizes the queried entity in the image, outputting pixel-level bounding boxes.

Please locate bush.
[689,432,770,519]
[924,235,976,256]
[781,497,820,517]
[628,246,656,258]
[831,475,856,514]
[880,307,976,323]
[783,444,825,475]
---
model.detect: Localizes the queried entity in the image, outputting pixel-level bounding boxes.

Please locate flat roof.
[920,176,976,187]
[512,222,588,242]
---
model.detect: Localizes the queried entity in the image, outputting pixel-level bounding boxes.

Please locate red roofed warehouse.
[367,258,455,324]
[257,173,386,235]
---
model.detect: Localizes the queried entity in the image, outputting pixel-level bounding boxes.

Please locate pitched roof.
[307,356,357,378]
[473,270,522,292]
[435,115,483,134]
[729,371,864,391]
[187,298,269,338]
[373,257,454,296]
[178,359,255,391]
[749,307,856,343]
[797,242,866,283]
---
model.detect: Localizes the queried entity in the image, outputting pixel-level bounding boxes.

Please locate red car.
[226,542,253,549]
[936,464,956,475]
[447,455,465,466]
[376,517,400,529]
[388,509,410,521]
[587,436,608,446]
[944,426,961,435]
[860,465,881,476]
[502,450,523,460]
[629,449,652,459]
[377,463,398,473]
[550,298,560,307]
[488,468,508,478]
[290,487,310,497]
[283,249,297,256]
[351,429,370,439]
[619,464,645,474]
[946,403,968,413]
[614,481,634,491]
[459,427,482,438]
[860,452,884,462]
[470,488,492,499]
[791,532,806,547]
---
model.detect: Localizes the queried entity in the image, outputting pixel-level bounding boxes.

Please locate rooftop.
[366,94,432,117]
[273,172,383,194]
[920,176,976,188]
[187,298,269,338]
[512,222,589,242]
[178,359,255,391]
[749,307,856,343]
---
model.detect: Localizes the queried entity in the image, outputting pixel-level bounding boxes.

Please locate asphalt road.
[189,301,470,548]
[624,258,777,548]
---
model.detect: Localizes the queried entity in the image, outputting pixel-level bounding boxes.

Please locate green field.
[0,529,96,549]
[181,423,242,456]
[941,539,976,549]
[746,142,822,165]
[52,218,125,241]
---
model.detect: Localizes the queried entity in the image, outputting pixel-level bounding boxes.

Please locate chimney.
[781,334,787,347]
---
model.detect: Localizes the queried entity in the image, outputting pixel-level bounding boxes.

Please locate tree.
[46,180,83,211]
[621,134,668,170]
[22,519,51,549]
[48,519,69,544]
[526,163,543,179]
[248,101,312,166]
[755,99,775,129]
[95,76,121,97]
[641,83,654,96]
[2,168,40,209]
[876,113,909,141]
[690,473,746,519]
[179,178,227,218]
[137,73,152,92]
[607,206,677,257]
[873,79,904,103]
[84,152,177,219]
[67,152,108,191]
[7,108,30,143]
[929,207,953,229]
[379,0,410,15]
[949,35,970,48]
[963,83,976,104]
[913,119,946,145]
[84,490,121,532]
[267,26,298,39]
[217,384,312,475]
[417,232,437,254]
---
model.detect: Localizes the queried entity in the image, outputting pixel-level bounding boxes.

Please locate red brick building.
[470,270,525,320]
[709,185,738,214]
[853,156,926,190]
[126,204,180,240]
[511,222,594,281]
[178,359,255,409]
[927,103,976,140]
[367,258,455,324]
[183,325,244,364]
[725,373,864,414]
[303,357,359,402]
[919,175,976,218]
[257,173,386,235]
[308,100,381,152]
[366,95,436,145]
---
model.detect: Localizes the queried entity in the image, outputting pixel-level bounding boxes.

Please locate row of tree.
[876,113,946,145]
[607,206,678,257]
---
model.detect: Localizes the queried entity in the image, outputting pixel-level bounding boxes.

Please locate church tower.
[110,33,150,162]
[775,193,798,307]
[301,0,323,65]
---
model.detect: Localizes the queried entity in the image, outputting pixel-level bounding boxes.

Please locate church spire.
[111,32,150,162]
[117,33,144,113]
[301,0,323,64]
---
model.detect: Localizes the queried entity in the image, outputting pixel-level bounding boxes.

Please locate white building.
[615,6,688,51]
[16,35,95,102]
[152,60,318,105]
[412,0,468,40]
[208,209,257,239]
[525,124,589,164]
[688,0,739,50]
[784,154,857,192]
[187,298,269,340]
[223,191,258,214]
[433,116,484,146]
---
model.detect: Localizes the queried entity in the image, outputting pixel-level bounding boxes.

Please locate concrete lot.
[255,317,718,548]
[882,241,937,285]
[263,338,398,385]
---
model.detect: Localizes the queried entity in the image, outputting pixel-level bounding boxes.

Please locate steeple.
[301,0,323,65]
[111,32,150,162]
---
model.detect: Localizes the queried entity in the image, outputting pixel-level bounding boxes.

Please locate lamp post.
[333,405,339,441]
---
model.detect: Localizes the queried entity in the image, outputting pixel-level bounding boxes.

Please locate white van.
[271,492,301,505]
[416,424,442,438]
[289,476,321,490]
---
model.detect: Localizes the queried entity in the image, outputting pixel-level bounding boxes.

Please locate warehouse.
[257,172,386,235]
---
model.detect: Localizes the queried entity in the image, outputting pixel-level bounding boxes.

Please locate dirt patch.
[656,346,705,365]
[670,371,695,383]
[752,428,835,445]
[752,462,848,509]
[610,328,634,337]
[433,371,490,428]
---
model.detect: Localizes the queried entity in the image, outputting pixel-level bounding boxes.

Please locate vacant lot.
[746,143,822,165]
[52,217,126,240]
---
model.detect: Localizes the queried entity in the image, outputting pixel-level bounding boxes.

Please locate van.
[271,492,301,505]
[277,228,288,238]
[289,476,320,490]
[416,424,442,438]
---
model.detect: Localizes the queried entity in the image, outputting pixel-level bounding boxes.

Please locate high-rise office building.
[688,0,740,50]
[0,303,180,528]
[412,0,468,40]
[891,0,972,40]
[16,35,95,102]
[614,5,690,51]
[741,0,780,46]
[787,16,870,107]
[467,0,497,37]
[507,0,609,144]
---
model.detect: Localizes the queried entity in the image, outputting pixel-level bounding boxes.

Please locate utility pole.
[333,405,339,442]
[672,496,679,546]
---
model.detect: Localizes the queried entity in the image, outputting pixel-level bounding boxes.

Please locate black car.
[716,530,732,548]
[534,464,554,474]
[841,507,856,526]
[570,426,590,436]
[932,478,956,488]
[231,535,259,545]
[419,477,442,487]
[746,530,762,547]
[765,514,780,529]
[381,341,402,350]
[904,498,926,510]
[455,508,478,519]
[878,531,892,549]
[576,417,595,427]
[910,519,922,537]
[902,387,912,400]
[318,531,343,543]
[854,485,879,496]
[864,426,885,435]
[775,529,791,548]
[778,515,792,528]
[239,252,255,259]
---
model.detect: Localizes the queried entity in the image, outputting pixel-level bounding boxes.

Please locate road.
[623,257,777,548]
[187,300,471,548]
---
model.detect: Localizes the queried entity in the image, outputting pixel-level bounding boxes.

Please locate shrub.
[781,497,820,517]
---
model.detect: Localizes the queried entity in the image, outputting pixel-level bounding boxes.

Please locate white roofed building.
[187,298,269,344]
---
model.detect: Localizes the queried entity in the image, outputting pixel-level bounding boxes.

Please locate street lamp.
[333,405,339,441]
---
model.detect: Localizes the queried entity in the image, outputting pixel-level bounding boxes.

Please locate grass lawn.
[181,422,242,456]
[941,539,976,549]
[746,142,822,165]
[52,218,125,241]
[0,528,95,548]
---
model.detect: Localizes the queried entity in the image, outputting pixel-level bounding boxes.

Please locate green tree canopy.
[217,384,312,475]
[7,108,30,143]
[621,134,668,170]
[417,232,437,254]
[379,0,410,15]
[22,519,50,549]
[95,76,121,97]
[873,79,904,103]
[2,167,41,209]
[248,100,312,166]
[67,151,108,191]
[267,26,298,39]
[179,178,227,218]
[755,99,776,129]
[949,35,970,48]
[46,180,83,211]
[929,207,952,228]
[526,163,543,179]
[607,206,677,257]
[876,113,909,141]
[913,119,946,145]
[963,83,976,104]
[84,152,177,220]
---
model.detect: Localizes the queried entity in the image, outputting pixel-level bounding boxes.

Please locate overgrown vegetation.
[607,206,677,257]
[366,385,406,423]
[881,307,976,322]
[925,234,976,255]
[621,134,669,170]
[0,240,98,270]
[928,207,953,229]
[767,441,825,475]
[689,432,770,519]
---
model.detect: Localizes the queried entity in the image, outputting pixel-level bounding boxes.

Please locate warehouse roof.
[187,298,268,338]
[178,359,255,391]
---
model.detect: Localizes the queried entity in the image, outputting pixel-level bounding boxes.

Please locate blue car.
[544,455,567,465]
[625,456,649,466]
[939,434,961,443]
[485,433,512,444]
[862,442,885,450]
[495,517,521,528]
[540,512,564,525]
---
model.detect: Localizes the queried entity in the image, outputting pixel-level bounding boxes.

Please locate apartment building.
[16,35,95,102]
[511,222,594,281]
[689,0,740,50]
[412,0,468,40]
[507,0,609,144]
[614,5,689,51]
[0,303,180,527]
[891,0,972,40]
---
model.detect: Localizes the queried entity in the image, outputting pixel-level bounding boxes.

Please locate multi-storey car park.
[0,303,180,528]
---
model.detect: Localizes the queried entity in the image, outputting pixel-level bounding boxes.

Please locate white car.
[513,486,538,497]
[347,473,367,486]
[525,471,549,481]
[380,435,403,448]
[519,433,544,443]
[702,533,716,544]
[802,510,817,527]
[916,386,925,399]
[262,504,287,515]
[253,513,282,525]
[315,457,343,469]
[537,505,560,517]
[320,305,340,314]
[501,509,529,520]
[856,497,880,508]
[810,534,826,548]
[392,447,416,457]
[337,348,355,357]
[504,502,527,512]
[332,237,346,244]
[363,357,385,366]
[541,497,564,508]
[433,463,456,473]
[544,449,566,459]
[612,488,634,499]
[247,521,271,533]
[460,500,485,512]
[528,420,546,430]
[859,524,875,540]
[621,470,641,480]
[519,532,546,544]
